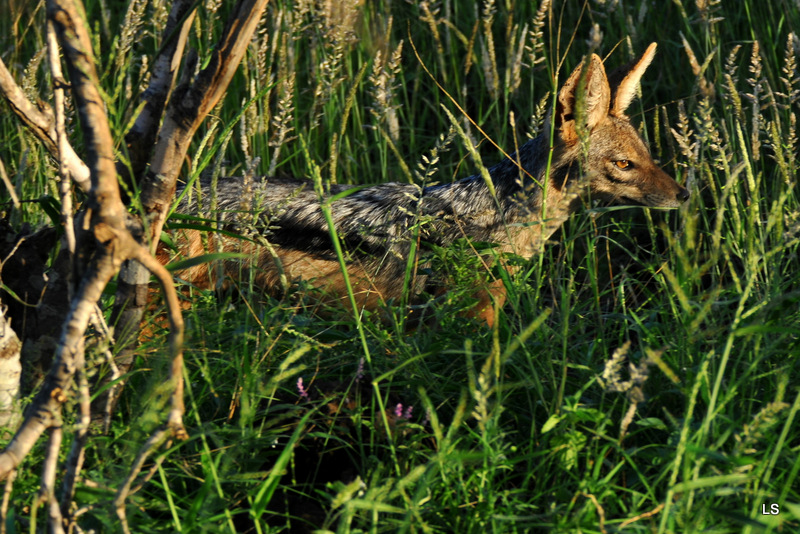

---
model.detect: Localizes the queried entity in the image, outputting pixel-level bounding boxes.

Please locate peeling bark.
[0,306,21,432]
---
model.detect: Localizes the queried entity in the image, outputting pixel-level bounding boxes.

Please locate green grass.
[2,0,800,532]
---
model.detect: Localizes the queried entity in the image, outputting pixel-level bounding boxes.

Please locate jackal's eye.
[613,159,632,170]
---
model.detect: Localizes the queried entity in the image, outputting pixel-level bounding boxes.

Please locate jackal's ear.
[555,54,611,144]
[608,42,657,117]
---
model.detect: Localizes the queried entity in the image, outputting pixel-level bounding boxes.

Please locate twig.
[47,19,77,261]
[108,241,186,528]
[0,236,25,273]
[88,305,122,434]
[0,58,57,155]
[0,158,19,209]
[581,492,607,534]
[619,503,665,529]
[131,245,186,437]
[0,57,90,192]
[39,427,65,534]
[112,426,170,534]
[0,470,15,534]
[100,344,122,432]
[0,255,117,479]
[127,450,170,497]
[60,362,91,528]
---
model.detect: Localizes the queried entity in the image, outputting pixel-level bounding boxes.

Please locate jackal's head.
[550,43,690,208]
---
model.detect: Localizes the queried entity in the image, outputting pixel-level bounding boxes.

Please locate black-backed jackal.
[160,43,689,325]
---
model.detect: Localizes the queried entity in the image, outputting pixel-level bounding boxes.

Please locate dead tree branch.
[142,0,271,246]
[112,426,170,533]
[0,6,270,527]
[47,20,77,261]
[59,359,90,527]
[0,470,16,533]
[122,0,197,188]
[105,3,272,519]
[0,0,188,480]
[0,249,117,478]
[47,0,125,221]
[37,427,65,534]
[131,246,186,434]
[111,0,270,392]
[108,0,200,395]
[0,57,91,193]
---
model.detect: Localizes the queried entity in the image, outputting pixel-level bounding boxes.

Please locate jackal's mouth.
[619,197,685,209]
[618,196,647,207]
[597,195,647,207]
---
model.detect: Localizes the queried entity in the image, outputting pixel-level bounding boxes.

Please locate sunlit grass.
[1,0,799,532]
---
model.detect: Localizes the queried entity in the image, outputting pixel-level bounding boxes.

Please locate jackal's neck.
[500,133,582,253]
[454,132,580,216]
[490,133,580,201]
[422,131,582,257]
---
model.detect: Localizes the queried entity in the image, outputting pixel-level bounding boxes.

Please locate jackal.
[160,43,689,325]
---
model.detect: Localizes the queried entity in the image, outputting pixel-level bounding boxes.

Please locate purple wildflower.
[297,377,310,400]
[394,403,414,420]
[355,357,365,382]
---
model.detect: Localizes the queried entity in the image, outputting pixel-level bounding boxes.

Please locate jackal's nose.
[677,187,690,203]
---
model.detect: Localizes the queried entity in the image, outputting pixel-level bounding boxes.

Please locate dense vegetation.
[1,0,799,531]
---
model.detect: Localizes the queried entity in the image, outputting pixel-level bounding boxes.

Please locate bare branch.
[141,0,271,247]
[107,244,187,528]
[111,0,271,394]
[47,0,125,223]
[59,337,91,526]
[0,470,15,533]
[92,4,278,514]
[0,57,91,192]
[0,158,19,209]
[47,20,77,260]
[0,249,116,479]
[112,426,170,534]
[0,58,58,155]
[132,245,186,436]
[37,428,65,534]
[87,305,121,433]
[0,9,195,525]
[123,0,197,187]
[0,0,140,479]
